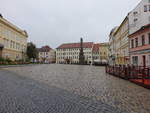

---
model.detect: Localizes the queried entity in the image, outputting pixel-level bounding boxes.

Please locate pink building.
[129,24,150,67]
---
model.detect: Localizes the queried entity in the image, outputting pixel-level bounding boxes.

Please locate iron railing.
[106,65,150,89]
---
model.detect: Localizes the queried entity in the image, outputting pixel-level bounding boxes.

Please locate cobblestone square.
[1,64,150,113]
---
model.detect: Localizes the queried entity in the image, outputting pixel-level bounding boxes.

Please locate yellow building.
[113,16,129,65]
[0,15,28,61]
[99,43,109,63]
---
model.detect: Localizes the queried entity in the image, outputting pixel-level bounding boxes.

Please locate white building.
[38,46,55,63]
[56,42,93,64]
[129,0,150,34]
[109,27,118,65]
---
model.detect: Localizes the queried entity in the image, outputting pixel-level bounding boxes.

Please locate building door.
[143,55,146,67]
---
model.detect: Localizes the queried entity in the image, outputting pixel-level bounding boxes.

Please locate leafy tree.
[26,42,38,60]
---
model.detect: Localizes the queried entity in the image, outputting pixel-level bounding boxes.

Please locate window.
[132,56,138,66]
[133,11,138,16]
[135,38,138,47]
[142,35,145,46]
[144,5,147,12]
[149,33,150,44]
[10,41,12,48]
[134,18,138,22]
[131,39,134,48]
[13,42,15,49]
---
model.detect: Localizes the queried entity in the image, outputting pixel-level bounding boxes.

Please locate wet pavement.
[1,64,150,113]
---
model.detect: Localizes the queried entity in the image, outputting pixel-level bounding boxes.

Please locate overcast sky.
[1,0,140,48]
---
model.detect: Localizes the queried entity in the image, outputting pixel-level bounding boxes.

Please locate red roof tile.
[57,42,94,49]
[38,45,52,52]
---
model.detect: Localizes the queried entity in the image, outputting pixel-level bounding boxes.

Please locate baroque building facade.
[0,15,28,61]
[109,0,150,66]
[109,17,129,65]
[99,43,109,63]
[38,45,56,63]
[113,17,129,65]
[129,0,150,35]
[92,43,100,64]
[56,42,93,64]
[129,24,150,67]
[109,27,118,65]
[128,0,150,66]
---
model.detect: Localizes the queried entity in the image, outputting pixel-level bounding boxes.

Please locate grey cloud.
[1,0,140,48]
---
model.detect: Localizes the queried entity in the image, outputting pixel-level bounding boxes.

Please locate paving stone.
[1,64,150,113]
[0,69,126,113]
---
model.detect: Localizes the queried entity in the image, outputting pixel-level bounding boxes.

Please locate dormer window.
[133,11,138,16]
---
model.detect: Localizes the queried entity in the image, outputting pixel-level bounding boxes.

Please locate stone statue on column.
[79,38,85,65]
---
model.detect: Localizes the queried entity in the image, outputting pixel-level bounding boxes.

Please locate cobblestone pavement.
[2,64,150,113]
